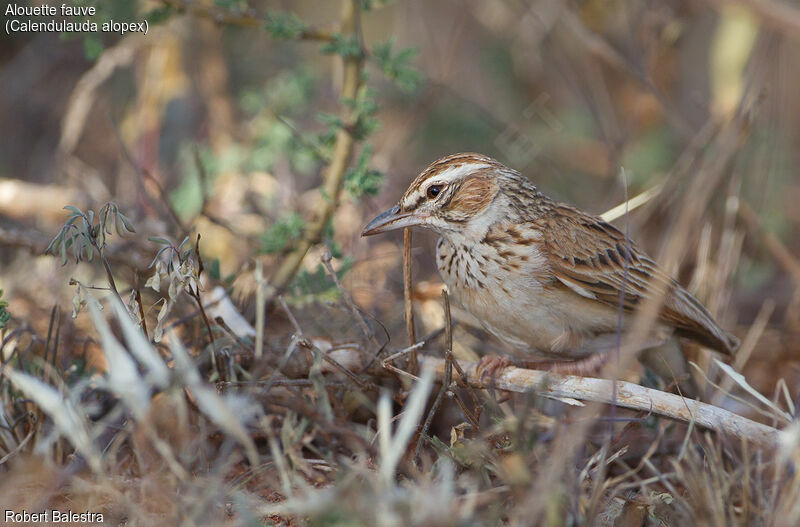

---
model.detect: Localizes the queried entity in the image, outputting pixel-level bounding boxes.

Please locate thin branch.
[320,250,380,350]
[403,228,417,373]
[111,116,189,236]
[414,292,454,462]
[418,357,780,450]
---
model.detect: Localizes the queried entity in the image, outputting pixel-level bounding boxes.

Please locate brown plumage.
[362,153,738,364]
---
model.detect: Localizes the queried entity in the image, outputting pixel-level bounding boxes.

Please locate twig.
[111,116,188,236]
[278,297,371,392]
[419,357,780,449]
[132,269,149,340]
[414,292,454,461]
[273,112,331,162]
[440,290,481,429]
[187,236,220,378]
[379,328,445,381]
[403,228,417,374]
[278,296,303,335]
[320,251,380,350]
[189,286,220,378]
[213,316,252,355]
[254,261,267,359]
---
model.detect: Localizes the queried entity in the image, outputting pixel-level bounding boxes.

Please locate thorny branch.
[265,0,364,302]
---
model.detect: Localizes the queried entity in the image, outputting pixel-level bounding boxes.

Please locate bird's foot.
[476,354,513,382]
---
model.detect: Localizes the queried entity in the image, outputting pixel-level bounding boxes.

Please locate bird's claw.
[476,354,513,383]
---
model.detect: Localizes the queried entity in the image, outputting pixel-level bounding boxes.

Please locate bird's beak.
[361,205,425,236]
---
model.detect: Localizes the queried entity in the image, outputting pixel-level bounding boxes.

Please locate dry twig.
[419,357,780,449]
[403,228,417,373]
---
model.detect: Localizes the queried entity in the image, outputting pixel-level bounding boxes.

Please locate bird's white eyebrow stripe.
[431,163,490,185]
[401,162,490,209]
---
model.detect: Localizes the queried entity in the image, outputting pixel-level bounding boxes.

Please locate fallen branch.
[418,357,780,449]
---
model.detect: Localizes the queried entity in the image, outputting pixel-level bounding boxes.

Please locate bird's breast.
[435,234,568,353]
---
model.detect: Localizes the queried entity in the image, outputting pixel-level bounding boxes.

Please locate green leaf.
[264,10,308,40]
[142,5,174,25]
[344,145,383,199]
[261,213,305,254]
[372,38,422,92]
[117,212,136,233]
[63,205,83,215]
[320,34,363,59]
[82,34,104,61]
[342,86,379,140]
[208,258,221,281]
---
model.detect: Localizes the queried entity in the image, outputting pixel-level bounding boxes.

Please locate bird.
[361,153,738,387]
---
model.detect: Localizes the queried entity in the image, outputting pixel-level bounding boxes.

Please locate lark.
[362,153,738,382]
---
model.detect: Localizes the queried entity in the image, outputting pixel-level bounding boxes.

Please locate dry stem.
[403,228,417,373]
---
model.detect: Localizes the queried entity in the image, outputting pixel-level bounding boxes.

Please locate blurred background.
[2,0,798,392]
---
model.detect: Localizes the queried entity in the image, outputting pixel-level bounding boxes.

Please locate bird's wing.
[539,204,737,354]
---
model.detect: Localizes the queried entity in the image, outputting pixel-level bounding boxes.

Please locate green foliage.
[320,34,363,59]
[343,86,380,141]
[0,289,10,329]
[59,0,138,60]
[208,258,221,281]
[45,203,136,265]
[245,68,316,116]
[316,86,378,152]
[82,34,104,61]
[170,145,218,220]
[264,10,308,40]
[322,219,344,259]
[316,113,346,149]
[290,257,353,302]
[373,39,422,92]
[142,5,175,25]
[344,145,383,199]
[261,213,306,254]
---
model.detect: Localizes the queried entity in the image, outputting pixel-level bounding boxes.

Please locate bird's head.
[361,153,516,239]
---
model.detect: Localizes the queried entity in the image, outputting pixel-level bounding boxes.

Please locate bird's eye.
[426,185,442,199]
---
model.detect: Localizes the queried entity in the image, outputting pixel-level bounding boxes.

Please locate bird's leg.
[515,353,608,376]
